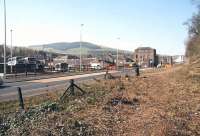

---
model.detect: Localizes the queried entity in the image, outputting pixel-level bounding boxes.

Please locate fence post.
[17,87,24,110]
[60,79,85,100]
[70,79,75,95]
[25,64,28,77]
[135,65,140,76]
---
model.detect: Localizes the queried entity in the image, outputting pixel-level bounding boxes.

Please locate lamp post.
[10,29,13,73]
[80,24,84,71]
[101,45,105,69]
[3,0,7,78]
[116,37,120,71]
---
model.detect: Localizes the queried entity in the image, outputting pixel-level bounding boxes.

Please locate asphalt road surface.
[0,71,123,102]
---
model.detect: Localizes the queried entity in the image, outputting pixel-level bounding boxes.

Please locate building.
[53,55,98,70]
[172,55,185,64]
[134,47,157,68]
[157,55,173,65]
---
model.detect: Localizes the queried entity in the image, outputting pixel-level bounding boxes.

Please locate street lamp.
[116,37,120,71]
[101,45,105,69]
[3,0,7,78]
[10,29,13,73]
[80,24,84,71]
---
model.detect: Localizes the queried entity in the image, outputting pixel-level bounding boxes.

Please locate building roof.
[135,47,155,50]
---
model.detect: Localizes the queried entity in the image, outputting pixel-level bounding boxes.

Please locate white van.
[90,63,102,70]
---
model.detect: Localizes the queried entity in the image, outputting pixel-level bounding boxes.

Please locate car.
[0,76,3,86]
[0,73,4,86]
[157,63,162,68]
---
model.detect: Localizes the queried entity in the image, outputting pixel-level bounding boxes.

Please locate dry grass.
[1,66,200,135]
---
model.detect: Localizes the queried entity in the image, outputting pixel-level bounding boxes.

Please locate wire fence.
[0,68,136,118]
[0,89,61,117]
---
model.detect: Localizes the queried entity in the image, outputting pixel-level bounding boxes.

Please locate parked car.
[55,63,68,72]
[0,74,3,86]
[24,57,37,64]
[157,63,162,68]
[90,63,102,70]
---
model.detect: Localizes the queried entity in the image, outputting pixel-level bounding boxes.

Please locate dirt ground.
[80,66,200,136]
[1,65,200,136]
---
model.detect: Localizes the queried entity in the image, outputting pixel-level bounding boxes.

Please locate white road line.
[0,71,118,100]
[27,71,118,83]
[4,71,117,89]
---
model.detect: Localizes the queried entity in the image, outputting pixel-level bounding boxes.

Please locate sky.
[0,0,197,55]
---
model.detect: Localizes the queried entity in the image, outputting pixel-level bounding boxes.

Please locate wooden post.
[136,66,140,76]
[17,87,24,110]
[70,79,75,95]
[25,64,28,77]
[60,79,85,101]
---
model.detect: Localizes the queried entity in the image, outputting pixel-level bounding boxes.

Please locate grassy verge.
[0,78,121,135]
[1,67,200,135]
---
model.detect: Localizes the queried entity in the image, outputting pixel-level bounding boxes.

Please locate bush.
[186,36,200,62]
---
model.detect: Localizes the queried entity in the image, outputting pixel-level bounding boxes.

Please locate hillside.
[29,42,132,56]
[0,45,58,63]
[30,42,100,50]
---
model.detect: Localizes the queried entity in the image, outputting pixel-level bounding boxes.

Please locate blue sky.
[0,0,196,55]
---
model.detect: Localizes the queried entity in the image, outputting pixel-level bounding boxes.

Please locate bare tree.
[185,0,200,61]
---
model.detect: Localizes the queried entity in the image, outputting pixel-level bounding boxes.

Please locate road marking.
[27,71,118,83]
[0,71,119,102]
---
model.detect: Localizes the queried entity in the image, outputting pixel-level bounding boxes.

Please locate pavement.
[0,71,122,102]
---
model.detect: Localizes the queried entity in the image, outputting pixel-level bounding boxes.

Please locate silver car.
[0,76,3,86]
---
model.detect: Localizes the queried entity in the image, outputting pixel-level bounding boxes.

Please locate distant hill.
[0,45,58,63]
[30,42,101,50]
[29,42,128,56]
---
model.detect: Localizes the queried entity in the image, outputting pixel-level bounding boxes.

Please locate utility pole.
[123,50,125,72]
[80,24,84,71]
[3,0,7,78]
[102,45,105,69]
[117,48,119,70]
[10,29,13,73]
[116,37,120,71]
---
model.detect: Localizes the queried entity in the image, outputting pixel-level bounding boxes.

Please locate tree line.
[0,45,58,63]
[185,0,200,62]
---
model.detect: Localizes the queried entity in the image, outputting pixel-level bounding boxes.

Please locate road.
[0,71,121,102]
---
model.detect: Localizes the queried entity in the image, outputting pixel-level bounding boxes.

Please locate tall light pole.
[80,24,84,71]
[101,45,105,69]
[10,29,13,73]
[116,37,120,71]
[3,0,7,78]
